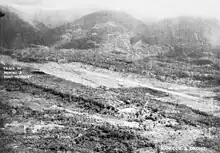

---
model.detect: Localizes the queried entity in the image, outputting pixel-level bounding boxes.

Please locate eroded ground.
[0,57,220,153]
[0,73,220,153]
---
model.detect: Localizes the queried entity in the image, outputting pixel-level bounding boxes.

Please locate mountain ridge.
[0,5,44,49]
[1,5,220,57]
[43,10,148,49]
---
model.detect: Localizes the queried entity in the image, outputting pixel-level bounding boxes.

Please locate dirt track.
[26,62,219,117]
[2,55,220,115]
[1,56,220,152]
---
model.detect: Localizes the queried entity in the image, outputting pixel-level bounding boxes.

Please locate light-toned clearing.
[4,56,220,115]
[32,62,220,117]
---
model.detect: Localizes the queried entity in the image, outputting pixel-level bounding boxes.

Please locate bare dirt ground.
[1,56,220,153]
[29,61,220,116]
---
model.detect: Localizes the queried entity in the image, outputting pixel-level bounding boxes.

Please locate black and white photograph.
[0,0,220,152]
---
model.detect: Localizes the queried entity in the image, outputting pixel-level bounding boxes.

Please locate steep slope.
[32,20,50,31]
[146,17,220,46]
[3,5,37,28]
[31,8,96,28]
[0,5,44,49]
[74,10,147,32]
[133,16,220,59]
[203,18,220,47]
[46,10,148,50]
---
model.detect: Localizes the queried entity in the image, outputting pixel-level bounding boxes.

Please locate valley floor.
[0,58,220,153]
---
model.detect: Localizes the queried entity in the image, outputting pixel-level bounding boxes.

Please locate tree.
[0,11,5,18]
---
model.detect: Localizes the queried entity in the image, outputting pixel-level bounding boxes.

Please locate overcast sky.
[1,0,220,19]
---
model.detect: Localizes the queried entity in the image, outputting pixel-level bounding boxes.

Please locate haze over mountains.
[1,2,220,153]
[31,8,99,28]
[0,5,44,49]
[1,4,220,56]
